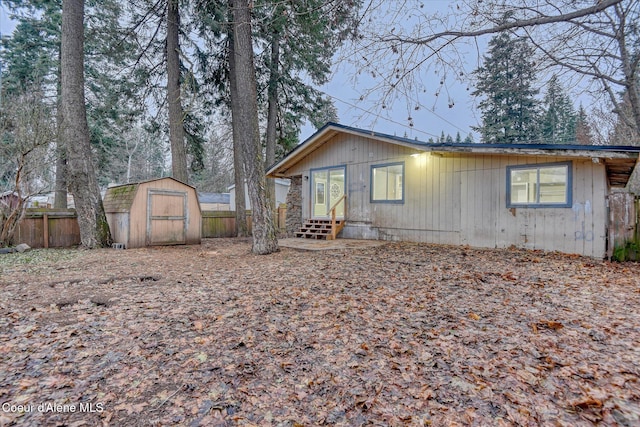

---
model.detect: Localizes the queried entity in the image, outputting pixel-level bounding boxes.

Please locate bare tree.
[0,90,55,246]
[349,0,639,136]
[229,0,278,254]
[61,0,112,248]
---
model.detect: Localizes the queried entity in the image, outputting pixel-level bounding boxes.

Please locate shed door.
[147,189,187,245]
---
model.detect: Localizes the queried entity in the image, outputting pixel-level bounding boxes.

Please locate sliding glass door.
[311,167,345,218]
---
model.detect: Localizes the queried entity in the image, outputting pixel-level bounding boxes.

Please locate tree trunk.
[264,30,279,210]
[54,139,67,208]
[230,0,278,254]
[0,158,26,247]
[61,0,111,248]
[167,0,188,183]
[54,58,67,209]
[227,21,249,237]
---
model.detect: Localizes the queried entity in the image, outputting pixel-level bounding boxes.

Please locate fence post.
[43,213,49,249]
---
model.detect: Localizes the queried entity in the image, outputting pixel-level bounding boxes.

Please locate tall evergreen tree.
[61,0,111,248]
[472,33,539,144]
[121,0,207,184]
[254,0,357,165]
[575,104,594,145]
[1,1,60,95]
[2,0,149,190]
[227,19,249,237]
[540,75,576,144]
[2,0,65,205]
[230,0,278,254]
[166,0,188,183]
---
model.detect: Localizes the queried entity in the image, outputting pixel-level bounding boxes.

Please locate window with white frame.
[507,162,572,208]
[371,162,404,203]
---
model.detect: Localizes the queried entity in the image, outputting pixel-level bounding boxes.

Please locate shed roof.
[267,122,640,187]
[103,177,197,213]
[0,191,19,198]
[103,183,138,213]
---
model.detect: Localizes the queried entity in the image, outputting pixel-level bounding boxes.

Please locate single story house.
[27,195,51,208]
[229,178,290,211]
[267,122,640,258]
[0,191,20,211]
[198,192,231,211]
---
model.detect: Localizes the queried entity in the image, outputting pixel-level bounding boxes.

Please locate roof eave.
[266,122,640,183]
[266,123,428,177]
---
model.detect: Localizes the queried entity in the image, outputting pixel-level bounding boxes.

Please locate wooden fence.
[605,193,640,260]
[15,209,81,248]
[201,206,287,238]
[12,206,287,247]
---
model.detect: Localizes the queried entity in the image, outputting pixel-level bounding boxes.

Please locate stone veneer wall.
[285,175,302,236]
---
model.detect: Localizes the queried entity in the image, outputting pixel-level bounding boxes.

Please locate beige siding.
[287,133,610,257]
[106,212,130,246]
[133,180,201,248]
[106,178,201,248]
[201,203,230,211]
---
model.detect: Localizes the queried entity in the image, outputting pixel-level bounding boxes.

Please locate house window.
[507,162,572,208]
[371,162,404,203]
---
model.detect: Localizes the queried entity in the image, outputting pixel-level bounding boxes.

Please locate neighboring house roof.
[228,178,291,191]
[0,191,20,209]
[267,122,640,187]
[198,192,230,204]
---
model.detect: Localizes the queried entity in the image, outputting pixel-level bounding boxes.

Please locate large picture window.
[371,162,404,203]
[507,162,572,208]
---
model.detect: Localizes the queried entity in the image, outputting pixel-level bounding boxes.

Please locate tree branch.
[380,0,623,45]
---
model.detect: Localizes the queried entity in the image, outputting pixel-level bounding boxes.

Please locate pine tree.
[2,0,148,190]
[575,104,594,145]
[61,0,111,248]
[472,33,539,144]
[255,0,357,205]
[540,75,576,144]
[230,0,278,254]
[166,0,188,183]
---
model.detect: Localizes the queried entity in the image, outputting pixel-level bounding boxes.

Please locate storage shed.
[103,177,201,248]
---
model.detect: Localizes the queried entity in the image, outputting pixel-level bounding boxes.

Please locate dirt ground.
[0,238,639,426]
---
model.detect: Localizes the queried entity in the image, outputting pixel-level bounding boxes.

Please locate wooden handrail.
[326,193,347,217]
[327,194,347,240]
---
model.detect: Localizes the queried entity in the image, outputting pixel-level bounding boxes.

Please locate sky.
[300,60,482,142]
[298,0,485,142]
[0,0,480,145]
[295,0,607,144]
[0,1,588,146]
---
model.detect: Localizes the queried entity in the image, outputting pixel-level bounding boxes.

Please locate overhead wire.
[323,91,472,140]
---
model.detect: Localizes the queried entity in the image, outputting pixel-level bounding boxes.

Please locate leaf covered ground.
[0,238,639,426]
